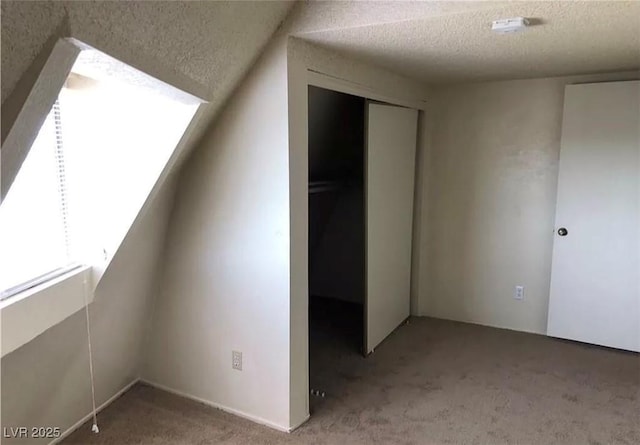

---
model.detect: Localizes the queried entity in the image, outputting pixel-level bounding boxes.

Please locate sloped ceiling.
[1,0,295,105]
[1,0,296,176]
[295,0,640,83]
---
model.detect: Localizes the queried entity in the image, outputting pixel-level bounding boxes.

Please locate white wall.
[417,71,640,334]
[142,32,293,430]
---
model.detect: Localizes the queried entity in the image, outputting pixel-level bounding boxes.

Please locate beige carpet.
[64,317,639,445]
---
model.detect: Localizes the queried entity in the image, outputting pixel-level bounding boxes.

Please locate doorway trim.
[307,70,427,111]
[287,60,428,430]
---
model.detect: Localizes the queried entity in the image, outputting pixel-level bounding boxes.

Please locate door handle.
[557,227,568,236]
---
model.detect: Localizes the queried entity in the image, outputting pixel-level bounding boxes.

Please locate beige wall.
[418,72,639,334]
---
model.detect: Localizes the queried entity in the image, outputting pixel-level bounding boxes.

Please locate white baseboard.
[139,379,293,433]
[49,378,139,445]
[415,314,546,336]
[288,412,310,432]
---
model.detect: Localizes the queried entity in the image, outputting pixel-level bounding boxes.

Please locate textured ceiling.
[295,1,640,83]
[0,0,295,104]
[1,0,295,166]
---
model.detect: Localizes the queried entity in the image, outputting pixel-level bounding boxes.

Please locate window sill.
[1,265,93,357]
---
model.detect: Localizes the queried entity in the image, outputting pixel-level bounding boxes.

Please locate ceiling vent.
[491,17,530,34]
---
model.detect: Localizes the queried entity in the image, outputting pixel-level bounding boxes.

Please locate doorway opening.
[308,85,365,411]
[304,81,420,419]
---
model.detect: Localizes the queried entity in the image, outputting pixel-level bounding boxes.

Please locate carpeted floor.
[64,316,639,445]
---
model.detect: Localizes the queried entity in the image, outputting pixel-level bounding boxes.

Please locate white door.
[365,102,418,354]
[547,81,640,352]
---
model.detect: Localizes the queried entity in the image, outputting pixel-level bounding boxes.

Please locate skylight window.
[0,42,202,300]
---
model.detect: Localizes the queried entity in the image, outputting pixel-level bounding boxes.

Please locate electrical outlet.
[514,285,524,300]
[232,351,242,371]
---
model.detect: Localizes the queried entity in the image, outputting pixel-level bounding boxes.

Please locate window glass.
[0,101,71,295]
[0,58,199,300]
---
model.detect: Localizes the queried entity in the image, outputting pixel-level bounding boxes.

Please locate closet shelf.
[309,180,343,194]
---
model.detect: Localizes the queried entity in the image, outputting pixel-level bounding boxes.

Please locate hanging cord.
[82,276,99,434]
[55,98,98,433]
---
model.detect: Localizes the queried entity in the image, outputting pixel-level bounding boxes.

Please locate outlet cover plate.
[232,351,242,371]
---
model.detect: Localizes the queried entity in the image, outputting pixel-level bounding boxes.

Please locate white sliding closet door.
[365,102,418,354]
[547,81,639,352]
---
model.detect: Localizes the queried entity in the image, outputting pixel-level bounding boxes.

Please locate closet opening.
[308,85,365,411]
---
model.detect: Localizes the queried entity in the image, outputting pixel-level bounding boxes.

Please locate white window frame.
[1,265,93,355]
[1,264,82,301]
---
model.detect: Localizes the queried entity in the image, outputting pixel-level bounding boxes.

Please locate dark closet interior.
[308,85,365,408]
